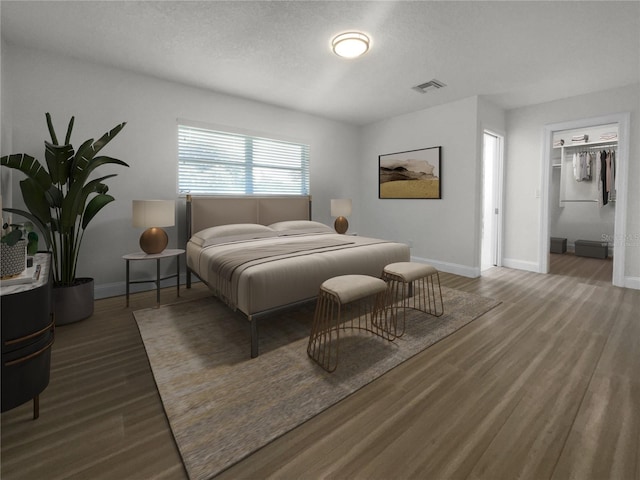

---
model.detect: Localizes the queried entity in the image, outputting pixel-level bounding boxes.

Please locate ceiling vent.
[412,79,446,94]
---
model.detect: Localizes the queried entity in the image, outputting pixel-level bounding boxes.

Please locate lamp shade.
[132,200,175,228]
[132,200,175,254]
[331,199,352,218]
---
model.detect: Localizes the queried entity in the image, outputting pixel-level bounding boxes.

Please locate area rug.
[134,286,500,480]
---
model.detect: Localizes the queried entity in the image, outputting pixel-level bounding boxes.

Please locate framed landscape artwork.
[379,146,442,199]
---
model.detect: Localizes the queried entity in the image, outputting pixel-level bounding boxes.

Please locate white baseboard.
[410,255,480,278]
[624,276,640,290]
[92,267,640,300]
[502,258,540,273]
[94,281,125,300]
[94,273,194,300]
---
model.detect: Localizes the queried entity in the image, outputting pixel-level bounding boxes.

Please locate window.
[178,123,310,195]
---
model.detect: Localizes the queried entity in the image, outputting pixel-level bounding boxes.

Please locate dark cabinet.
[1,253,54,419]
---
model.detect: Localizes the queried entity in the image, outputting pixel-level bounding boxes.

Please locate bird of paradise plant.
[1,113,128,286]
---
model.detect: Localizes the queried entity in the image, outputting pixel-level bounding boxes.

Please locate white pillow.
[191,223,277,247]
[268,220,333,236]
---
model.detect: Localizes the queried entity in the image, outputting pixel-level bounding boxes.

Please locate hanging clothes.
[609,150,616,202]
[598,149,616,207]
[600,150,608,206]
[573,151,592,182]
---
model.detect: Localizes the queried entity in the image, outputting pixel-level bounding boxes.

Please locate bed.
[185,195,410,357]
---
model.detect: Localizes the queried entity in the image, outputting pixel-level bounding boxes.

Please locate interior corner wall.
[505,83,640,280]
[1,37,13,206]
[478,96,507,137]
[359,96,481,276]
[4,43,360,298]
[477,96,507,266]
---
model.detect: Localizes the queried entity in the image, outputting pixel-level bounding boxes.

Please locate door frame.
[539,112,630,286]
[482,129,505,270]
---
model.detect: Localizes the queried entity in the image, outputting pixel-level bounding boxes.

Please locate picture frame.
[379,146,441,199]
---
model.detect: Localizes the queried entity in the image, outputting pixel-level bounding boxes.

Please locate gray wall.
[505,83,640,284]
[3,43,360,298]
[4,41,639,295]
[359,96,486,277]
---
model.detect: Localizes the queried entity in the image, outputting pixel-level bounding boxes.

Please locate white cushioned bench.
[307,274,395,372]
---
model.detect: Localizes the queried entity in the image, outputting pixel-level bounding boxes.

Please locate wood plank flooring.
[2,254,638,479]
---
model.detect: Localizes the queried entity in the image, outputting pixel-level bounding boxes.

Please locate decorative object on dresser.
[1,253,54,420]
[132,200,175,254]
[1,197,39,279]
[330,198,352,234]
[1,113,128,325]
[1,236,27,279]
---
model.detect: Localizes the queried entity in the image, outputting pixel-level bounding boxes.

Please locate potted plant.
[1,221,39,279]
[1,113,128,324]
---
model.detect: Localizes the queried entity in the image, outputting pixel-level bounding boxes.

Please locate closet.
[550,123,617,256]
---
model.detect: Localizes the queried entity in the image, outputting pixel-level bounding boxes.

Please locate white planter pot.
[1,240,27,279]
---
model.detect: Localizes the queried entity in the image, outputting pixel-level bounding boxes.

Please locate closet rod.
[584,144,617,151]
[564,142,618,150]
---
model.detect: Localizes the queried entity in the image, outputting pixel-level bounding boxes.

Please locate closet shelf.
[553,139,618,149]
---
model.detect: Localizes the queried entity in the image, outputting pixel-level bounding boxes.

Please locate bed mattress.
[186,232,410,316]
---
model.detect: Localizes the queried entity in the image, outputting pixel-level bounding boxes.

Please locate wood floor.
[2,254,638,479]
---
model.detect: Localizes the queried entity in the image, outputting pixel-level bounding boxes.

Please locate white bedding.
[186,231,410,317]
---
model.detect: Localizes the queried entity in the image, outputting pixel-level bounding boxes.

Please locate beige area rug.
[134,287,500,480]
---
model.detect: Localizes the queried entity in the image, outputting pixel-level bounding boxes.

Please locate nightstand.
[123,249,184,307]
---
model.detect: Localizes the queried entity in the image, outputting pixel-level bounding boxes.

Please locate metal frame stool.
[307,274,395,372]
[382,262,444,337]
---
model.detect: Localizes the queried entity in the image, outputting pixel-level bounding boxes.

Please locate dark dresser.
[1,253,54,419]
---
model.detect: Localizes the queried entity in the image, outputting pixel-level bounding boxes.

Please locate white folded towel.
[599,132,617,141]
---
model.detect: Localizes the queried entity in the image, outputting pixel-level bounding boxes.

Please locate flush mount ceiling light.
[331,32,370,58]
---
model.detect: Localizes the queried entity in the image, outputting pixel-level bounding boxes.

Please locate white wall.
[359,96,482,277]
[5,42,638,296]
[1,38,13,209]
[505,83,640,283]
[4,43,360,297]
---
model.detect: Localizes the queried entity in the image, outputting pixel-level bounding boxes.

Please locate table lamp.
[132,200,175,254]
[331,198,352,234]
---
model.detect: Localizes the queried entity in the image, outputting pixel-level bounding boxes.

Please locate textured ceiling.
[1,1,639,125]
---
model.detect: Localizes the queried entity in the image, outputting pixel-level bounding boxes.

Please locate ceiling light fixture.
[331,32,370,59]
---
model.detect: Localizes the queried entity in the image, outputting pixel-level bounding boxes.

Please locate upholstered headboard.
[186,195,312,238]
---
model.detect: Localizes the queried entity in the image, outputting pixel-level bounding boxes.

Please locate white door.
[481,131,503,271]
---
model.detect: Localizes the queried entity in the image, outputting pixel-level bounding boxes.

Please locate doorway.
[540,113,630,287]
[481,130,504,272]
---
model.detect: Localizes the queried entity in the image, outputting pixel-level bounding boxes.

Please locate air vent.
[412,79,446,94]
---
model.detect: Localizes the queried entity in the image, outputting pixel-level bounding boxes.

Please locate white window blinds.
[178,124,310,195]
